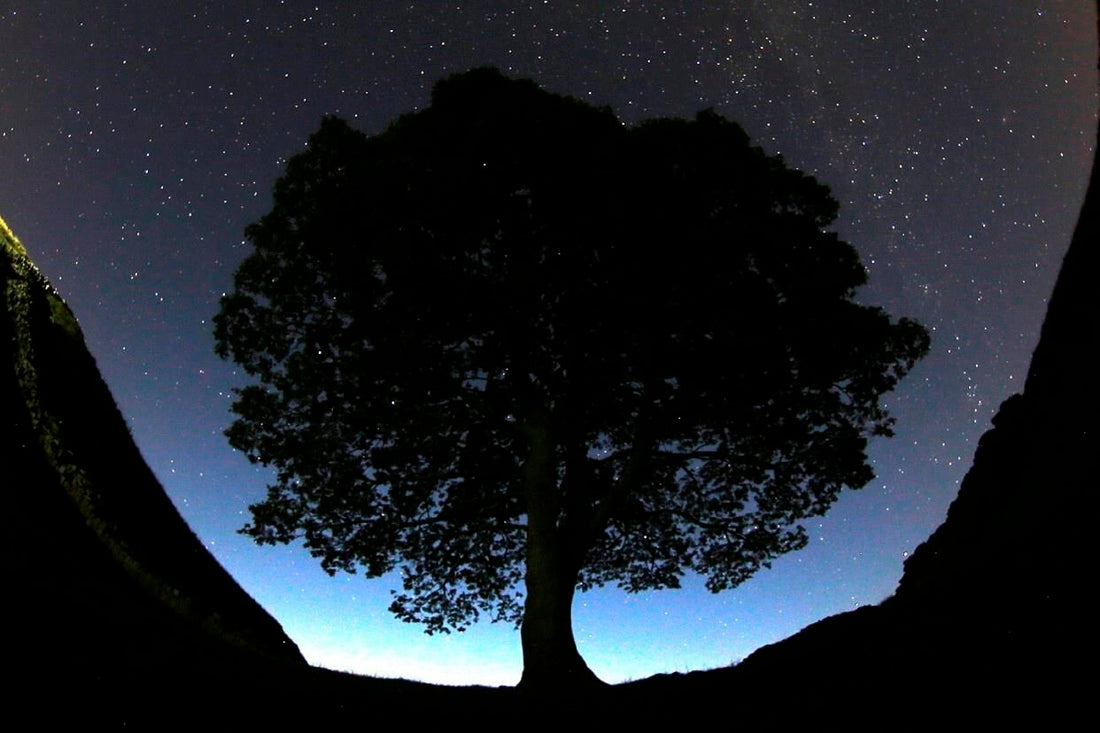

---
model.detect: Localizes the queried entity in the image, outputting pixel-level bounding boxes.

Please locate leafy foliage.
[215,68,929,636]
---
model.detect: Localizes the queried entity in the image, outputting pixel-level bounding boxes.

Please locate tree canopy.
[214,67,929,689]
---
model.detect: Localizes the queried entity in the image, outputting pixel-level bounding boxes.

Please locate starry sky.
[2,1,1096,686]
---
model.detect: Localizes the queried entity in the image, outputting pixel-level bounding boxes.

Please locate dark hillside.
[3,218,306,718]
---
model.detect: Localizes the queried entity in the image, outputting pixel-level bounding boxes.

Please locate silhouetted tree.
[214,67,929,691]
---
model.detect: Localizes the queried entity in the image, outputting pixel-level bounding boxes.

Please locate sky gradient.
[2,1,1096,686]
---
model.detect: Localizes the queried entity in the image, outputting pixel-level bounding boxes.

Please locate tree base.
[516,657,609,697]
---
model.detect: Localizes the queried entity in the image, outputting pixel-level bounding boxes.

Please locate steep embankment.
[2,215,306,709]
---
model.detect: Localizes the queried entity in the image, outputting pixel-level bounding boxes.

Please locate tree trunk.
[518,533,603,692]
[517,412,605,693]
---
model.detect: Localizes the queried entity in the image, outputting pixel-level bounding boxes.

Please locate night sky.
[2,1,1095,686]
